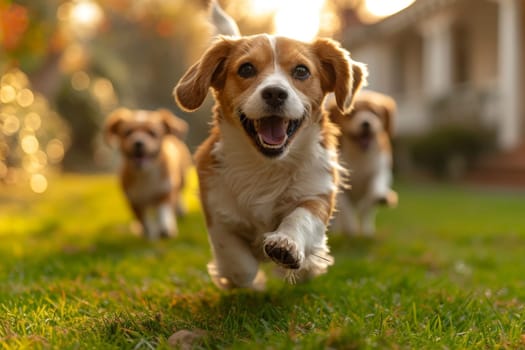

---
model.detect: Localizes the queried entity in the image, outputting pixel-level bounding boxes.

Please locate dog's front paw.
[263,233,304,269]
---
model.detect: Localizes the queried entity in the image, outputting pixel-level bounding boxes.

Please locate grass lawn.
[1,173,524,349]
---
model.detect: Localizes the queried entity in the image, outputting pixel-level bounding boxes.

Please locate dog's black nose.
[133,141,144,151]
[261,86,288,108]
[361,121,371,131]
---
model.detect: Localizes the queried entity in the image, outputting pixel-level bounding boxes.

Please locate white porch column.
[497,0,522,149]
[419,12,455,98]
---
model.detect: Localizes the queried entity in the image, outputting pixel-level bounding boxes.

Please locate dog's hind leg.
[334,194,360,236]
[358,199,377,236]
[207,223,265,290]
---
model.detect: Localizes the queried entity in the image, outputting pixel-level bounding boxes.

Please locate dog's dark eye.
[146,129,157,137]
[124,129,133,137]
[238,63,257,78]
[292,65,310,81]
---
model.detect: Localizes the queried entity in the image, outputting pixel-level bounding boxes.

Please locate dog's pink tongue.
[258,116,287,145]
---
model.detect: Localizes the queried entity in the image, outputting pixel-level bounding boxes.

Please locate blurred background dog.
[105,108,191,239]
[327,90,398,236]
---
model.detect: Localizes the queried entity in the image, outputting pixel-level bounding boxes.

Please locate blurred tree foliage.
[2,0,360,175]
[1,0,212,172]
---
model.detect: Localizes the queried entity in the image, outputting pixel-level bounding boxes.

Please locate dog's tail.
[209,0,240,37]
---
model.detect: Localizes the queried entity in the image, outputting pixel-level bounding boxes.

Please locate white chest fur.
[125,165,172,205]
[205,122,337,236]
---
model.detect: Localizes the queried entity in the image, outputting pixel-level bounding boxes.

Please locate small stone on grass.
[168,329,206,349]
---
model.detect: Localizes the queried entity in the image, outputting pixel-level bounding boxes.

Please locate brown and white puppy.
[173,7,367,289]
[105,108,192,239]
[327,90,398,236]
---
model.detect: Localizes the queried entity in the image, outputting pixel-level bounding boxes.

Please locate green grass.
[1,173,524,349]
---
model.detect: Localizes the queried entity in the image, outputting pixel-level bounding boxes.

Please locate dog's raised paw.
[263,234,304,269]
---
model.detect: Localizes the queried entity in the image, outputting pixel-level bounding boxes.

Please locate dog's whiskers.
[284,270,298,284]
[312,253,332,263]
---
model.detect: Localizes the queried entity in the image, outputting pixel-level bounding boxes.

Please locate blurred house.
[343,0,524,183]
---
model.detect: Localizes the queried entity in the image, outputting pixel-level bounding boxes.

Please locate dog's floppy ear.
[104,108,130,145]
[324,93,345,125]
[174,37,234,112]
[378,94,396,137]
[313,38,368,114]
[157,108,189,139]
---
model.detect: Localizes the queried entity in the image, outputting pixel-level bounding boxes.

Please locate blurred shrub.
[409,124,495,179]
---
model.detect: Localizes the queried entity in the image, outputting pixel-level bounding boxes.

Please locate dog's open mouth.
[127,150,155,168]
[352,131,374,151]
[240,113,303,157]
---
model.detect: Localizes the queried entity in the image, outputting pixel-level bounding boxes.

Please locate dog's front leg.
[371,158,398,207]
[207,223,265,290]
[263,204,332,277]
[157,201,177,238]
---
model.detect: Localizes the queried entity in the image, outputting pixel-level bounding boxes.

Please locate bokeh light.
[69,0,104,39]
[2,114,20,135]
[92,78,117,109]
[0,85,17,103]
[60,44,89,73]
[24,112,42,131]
[46,139,65,163]
[0,68,70,193]
[30,173,48,193]
[71,70,90,90]
[21,134,39,154]
[16,88,34,107]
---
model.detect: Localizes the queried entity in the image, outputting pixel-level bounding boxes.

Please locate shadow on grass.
[94,235,379,348]
[97,282,359,349]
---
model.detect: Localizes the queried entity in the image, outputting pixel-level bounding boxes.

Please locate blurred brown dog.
[105,108,192,239]
[327,90,398,236]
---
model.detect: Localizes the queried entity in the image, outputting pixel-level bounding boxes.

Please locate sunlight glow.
[67,0,103,38]
[364,0,416,18]
[30,173,48,194]
[70,0,103,27]
[250,0,326,41]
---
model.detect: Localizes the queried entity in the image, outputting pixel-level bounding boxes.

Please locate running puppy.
[327,90,398,236]
[173,4,367,289]
[105,108,191,239]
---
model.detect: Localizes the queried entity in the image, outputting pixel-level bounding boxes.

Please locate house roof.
[343,0,462,47]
